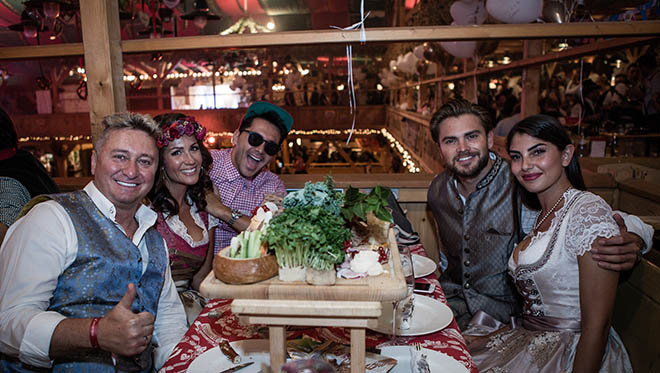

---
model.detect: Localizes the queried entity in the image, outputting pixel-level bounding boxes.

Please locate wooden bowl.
[213,246,278,284]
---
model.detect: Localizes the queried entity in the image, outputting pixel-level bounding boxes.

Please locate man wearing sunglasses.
[207,101,293,254]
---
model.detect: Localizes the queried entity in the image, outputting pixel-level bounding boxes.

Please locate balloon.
[398,52,419,74]
[543,0,566,23]
[440,40,477,58]
[413,44,426,60]
[486,0,542,24]
[389,59,397,71]
[163,0,180,9]
[450,0,488,25]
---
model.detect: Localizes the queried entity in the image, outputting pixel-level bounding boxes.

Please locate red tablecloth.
[160,244,476,372]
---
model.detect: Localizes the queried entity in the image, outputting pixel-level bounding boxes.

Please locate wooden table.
[199,230,408,373]
[161,243,477,373]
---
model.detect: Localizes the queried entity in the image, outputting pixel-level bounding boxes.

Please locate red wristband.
[89,317,101,349]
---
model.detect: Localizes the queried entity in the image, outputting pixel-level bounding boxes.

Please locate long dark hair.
[506,114,586,210]
[149,113,213,216]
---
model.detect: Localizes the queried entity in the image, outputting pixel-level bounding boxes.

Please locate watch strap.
[228,208,242,226]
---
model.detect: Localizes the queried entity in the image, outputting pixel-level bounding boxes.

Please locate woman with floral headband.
[149,113,222,324]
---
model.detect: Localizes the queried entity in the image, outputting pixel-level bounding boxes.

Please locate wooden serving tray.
[199,229,407,302]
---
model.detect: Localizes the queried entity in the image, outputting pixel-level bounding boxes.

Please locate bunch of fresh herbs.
[341,185,394,223]
[282,176,343,217]
[264,206,350,270]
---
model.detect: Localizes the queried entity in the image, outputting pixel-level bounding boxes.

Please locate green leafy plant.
[264,206,350,270]
[282,175,343,217]
[341,185,394,223]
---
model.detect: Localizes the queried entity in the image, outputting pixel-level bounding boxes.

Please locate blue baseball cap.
[244,101,293,133]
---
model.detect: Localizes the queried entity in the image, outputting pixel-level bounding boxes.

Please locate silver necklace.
[533,188,571,233]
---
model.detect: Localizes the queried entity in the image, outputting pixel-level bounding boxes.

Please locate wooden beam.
[79,0,125,141]
[463,59,477,103]
[1,22,659,60]
[399,36,659,88]
[521,40,542,117]
[120,22,660,53]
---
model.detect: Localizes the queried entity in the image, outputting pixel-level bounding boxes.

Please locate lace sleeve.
[564,193,620,257]
[208,213,220,229]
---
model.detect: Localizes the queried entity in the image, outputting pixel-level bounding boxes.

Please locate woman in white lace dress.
[468,115,632,372]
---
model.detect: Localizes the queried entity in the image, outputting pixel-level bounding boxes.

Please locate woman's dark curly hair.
[149,113,213,216]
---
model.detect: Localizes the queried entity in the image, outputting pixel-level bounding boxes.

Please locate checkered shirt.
[208,149,286,254]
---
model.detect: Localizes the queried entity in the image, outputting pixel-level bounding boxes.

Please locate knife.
[218,361,254,373]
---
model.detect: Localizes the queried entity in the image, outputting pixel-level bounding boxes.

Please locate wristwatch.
[228,208,242,226]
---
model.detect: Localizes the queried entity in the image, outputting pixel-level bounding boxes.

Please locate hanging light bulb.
[43,2,61,19]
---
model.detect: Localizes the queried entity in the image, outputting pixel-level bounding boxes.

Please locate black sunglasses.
[242,130,280,156]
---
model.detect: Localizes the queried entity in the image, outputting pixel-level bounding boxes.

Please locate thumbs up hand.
[97,283,155,356]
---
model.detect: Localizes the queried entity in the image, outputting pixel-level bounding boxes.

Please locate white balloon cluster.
[378,67,400,88]
[378,0,549,87]
[486,0,543,24]
[439,0,543,58]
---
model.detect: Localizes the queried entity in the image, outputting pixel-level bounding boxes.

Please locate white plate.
[379,346,469,373]
[412,254,437,278]
[370,295,453,336]
[187,339,270,373]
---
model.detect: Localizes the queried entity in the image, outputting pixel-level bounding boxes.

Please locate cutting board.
[199,229,408,302]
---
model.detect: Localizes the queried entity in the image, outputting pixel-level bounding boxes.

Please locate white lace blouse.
[508,189,620,320]
[163,202,220,248]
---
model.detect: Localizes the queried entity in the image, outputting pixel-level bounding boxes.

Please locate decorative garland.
[156,116,207,148]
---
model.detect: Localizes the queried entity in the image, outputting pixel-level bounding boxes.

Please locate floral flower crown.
[157,116,207,148]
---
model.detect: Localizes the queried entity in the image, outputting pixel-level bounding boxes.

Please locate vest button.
[464,260,471,266]
[464,248,470,254]
[458,209,463,215]
[138,257,142,262]
[464,234,470,241]
[465,272,471,278]
[464,282,471,289]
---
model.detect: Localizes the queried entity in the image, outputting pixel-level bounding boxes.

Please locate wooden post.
[463,59,476,103]
[268,326,286,373]
[79,0,125,143]
[521,40,542,117]
[435,62,443,109]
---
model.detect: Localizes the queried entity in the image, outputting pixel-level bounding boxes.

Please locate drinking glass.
[391,245,415,344]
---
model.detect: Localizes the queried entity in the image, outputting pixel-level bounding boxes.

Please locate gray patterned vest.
[428,153,522,323]
[1,191,167,372]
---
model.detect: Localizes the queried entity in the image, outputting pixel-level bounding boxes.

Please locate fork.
[412,343,430,373]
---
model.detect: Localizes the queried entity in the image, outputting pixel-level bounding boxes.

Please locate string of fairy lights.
[19,128,420,173]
